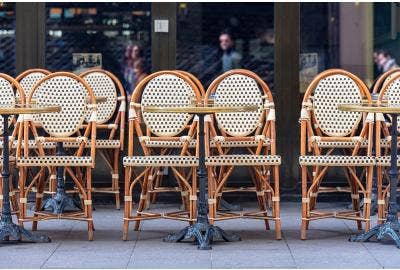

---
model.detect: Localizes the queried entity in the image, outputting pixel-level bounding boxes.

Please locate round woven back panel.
[385,77,400,132]
[0,77,15,135]
[36,76,87,137]
[141,74,194,137]
[18,72,47,98]
[313,74,362,137]
[82,72,117,124]
[214,74,263,137]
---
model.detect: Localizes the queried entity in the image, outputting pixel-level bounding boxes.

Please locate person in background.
[127,59,148,102]
[123,43,144,98]
[219,30,242,73]
[376,50,399,74]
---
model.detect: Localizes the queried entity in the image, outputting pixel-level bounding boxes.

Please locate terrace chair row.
[0,68,281,241]
[299,68,400,240]
[0,69,130,240]
[2,66,400,242]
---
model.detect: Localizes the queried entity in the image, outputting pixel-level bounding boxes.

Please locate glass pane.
[300,3,378,92]
[45,3,151,96]
[177,3,274,90]
[0,3,16,76]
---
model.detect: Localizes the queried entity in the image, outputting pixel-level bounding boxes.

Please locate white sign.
[154,19,169,33]
[72,53,102,74]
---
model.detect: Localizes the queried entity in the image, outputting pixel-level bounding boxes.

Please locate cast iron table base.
[162,113,241,249]
[42,142,82,214]
[350,113,400,248]
[0,114,50,243]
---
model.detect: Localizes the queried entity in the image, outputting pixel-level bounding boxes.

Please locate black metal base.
[163,222,241,250]
[349,221,400,248]
[0,220,51,243]
[42,194,82,214]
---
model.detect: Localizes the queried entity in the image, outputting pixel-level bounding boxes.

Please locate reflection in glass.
[0,3,15,76]
[45,3,151,96]
[177,3,274,91]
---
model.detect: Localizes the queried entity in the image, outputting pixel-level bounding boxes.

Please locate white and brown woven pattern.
[17,156,93,167]
[0,77,16,135]
[141,74,195,137]
[144,140,196,148]
[0,140,56,149]
[210,140,270,148]
[82,72,117,124]
[19,72,48,98]
[64,139,120,149]
[315,140,369,148]
[384,76,400,132]
[214,74,263,137]
[299,155,375,166]
[376,155,400,166]
[34,75,88,137]
[206,155,281,166]
[123,156,199,167]
[313,75,362,137]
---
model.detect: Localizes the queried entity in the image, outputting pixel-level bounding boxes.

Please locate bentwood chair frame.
[17,72,97,240]
[0,74,25,216]
[148,70,205,206]
[299,69,374,240]
[14,69,58,199]
[67,68,127,210]
[373,70,400,225]
[123,70,202,240]
[204,69,282,239]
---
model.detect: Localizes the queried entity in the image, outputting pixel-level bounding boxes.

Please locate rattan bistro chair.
[148,70,205,206]
[123,71,202,240]
[299,69,374,240]
[63,69,126,210]
[204,69,282,239]
[17,72,97,240]
[373,70,400,225]
[0,74,25,216]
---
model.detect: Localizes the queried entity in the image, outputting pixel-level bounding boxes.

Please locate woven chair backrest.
[312,74,363,137]
[140,73,196,137]
[214,74,263,137]
[31,73,94,137]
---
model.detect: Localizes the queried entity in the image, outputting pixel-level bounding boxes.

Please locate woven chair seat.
[0,140,56,149]
[375,156,400,166]
[64,139,120,149]
[205,155,281,166]
[316,140,369,148]
[299,155,375,166]
[17,156,93,167]
[123,156,199,167]
[144,140,196,148]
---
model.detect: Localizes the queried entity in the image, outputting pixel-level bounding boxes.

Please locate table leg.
[42,142,81,214]
[0,114,50,243]
[350,113,400,248]
[163,113,240,250]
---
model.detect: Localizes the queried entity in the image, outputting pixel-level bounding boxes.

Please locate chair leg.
[32,170,45,231]
[251,168,269,230]
[273,166,282,240]
[377,166,384,225]
[113,149,120,210]
[134,170,150,231]
[301,166,309,240]
[123,167,132,241]
[347,168,362,230]
[363,166,374,232]
[207,167,216,225]
[86,167,94,241]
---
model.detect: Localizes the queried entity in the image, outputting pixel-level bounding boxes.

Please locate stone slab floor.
[1,202,399,269]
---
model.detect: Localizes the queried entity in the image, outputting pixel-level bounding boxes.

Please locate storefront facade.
[1,2,398,191]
